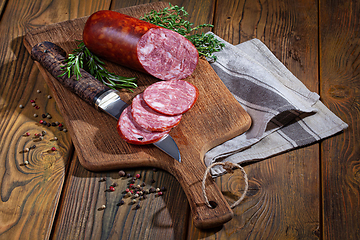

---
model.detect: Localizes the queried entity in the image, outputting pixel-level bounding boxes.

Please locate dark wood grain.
[0,0,113,239]
[1,0,359,239]
[53,152,190,239]
[319,0,360,239]
[188,0,321,239]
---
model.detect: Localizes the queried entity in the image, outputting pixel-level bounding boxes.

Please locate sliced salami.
[143,80,199,116]
[131,93,182,131]
[117,105,170,145]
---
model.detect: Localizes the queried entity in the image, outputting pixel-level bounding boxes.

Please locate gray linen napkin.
[204,33,348,176]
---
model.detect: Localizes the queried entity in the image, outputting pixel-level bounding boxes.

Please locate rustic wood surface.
[0,0,359,239]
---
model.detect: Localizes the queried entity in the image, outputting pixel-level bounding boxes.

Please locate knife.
[31,41,181,162]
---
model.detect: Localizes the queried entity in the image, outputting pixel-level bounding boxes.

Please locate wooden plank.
[53,152,190,239]
[187,0,321,238]
[319,0,360,239]
[0,0,110,239]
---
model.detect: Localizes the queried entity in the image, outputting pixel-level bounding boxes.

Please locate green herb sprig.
[140,3,224,61]
[59,41,137,91]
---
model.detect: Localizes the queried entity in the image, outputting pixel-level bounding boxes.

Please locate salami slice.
[117,105,170,145]
[143,80,199,116]
[131,93,182,131]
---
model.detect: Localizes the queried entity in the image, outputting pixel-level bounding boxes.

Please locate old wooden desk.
[0,0,358,239]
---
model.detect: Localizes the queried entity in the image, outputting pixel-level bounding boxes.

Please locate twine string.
[202,162,248,209]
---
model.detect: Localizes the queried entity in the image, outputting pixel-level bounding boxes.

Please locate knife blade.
[95,89,181,162]
[30,41,181,162]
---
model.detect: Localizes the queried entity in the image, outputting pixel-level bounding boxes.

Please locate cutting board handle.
[31,41,111,107]
[164,149,234,229]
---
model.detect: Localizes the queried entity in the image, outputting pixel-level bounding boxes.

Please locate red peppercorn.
[109,186,115,191]
[51,147,56,151]
[35,106,40,109]
[135,174,141,179]
[58,123,63,127]
[158,192,163,196]
[30,99,35,103]
[125,188,130,192]
[39,120,44,124]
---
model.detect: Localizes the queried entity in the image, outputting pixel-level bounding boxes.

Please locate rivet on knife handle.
[31,41,110,107]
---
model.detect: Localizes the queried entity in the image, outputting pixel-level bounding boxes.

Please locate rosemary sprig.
[59,41,137,91]
[140,3,224,61]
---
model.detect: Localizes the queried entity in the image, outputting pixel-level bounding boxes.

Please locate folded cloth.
[204,33,348,176]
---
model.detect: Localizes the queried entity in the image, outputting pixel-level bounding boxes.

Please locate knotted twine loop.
[202,162,249,209]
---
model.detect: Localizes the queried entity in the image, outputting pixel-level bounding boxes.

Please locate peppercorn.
[135,204,140,209]
[109,186,115,191]
[51,147,57,151]
[117,200,125,206]
[118,170,126,177]
[135,173,141,179]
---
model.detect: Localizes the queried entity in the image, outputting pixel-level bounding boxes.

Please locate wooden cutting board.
[23,1,251,229]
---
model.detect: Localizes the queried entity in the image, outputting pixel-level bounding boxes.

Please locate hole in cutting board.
[209,201,218,209]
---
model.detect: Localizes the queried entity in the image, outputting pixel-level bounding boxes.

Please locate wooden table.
[0,0,358,239]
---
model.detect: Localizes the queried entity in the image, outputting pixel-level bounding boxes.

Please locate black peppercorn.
[118,170,126,177]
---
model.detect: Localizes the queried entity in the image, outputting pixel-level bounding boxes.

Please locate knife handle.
[31,41,111,107]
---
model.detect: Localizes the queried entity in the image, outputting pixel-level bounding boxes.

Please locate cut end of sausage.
[137,28,199,80]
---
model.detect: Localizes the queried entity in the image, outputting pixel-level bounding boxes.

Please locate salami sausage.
[83,10,198,80]
[143,80,199,115]
[131,93,182,131]
[117,105,170,145]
